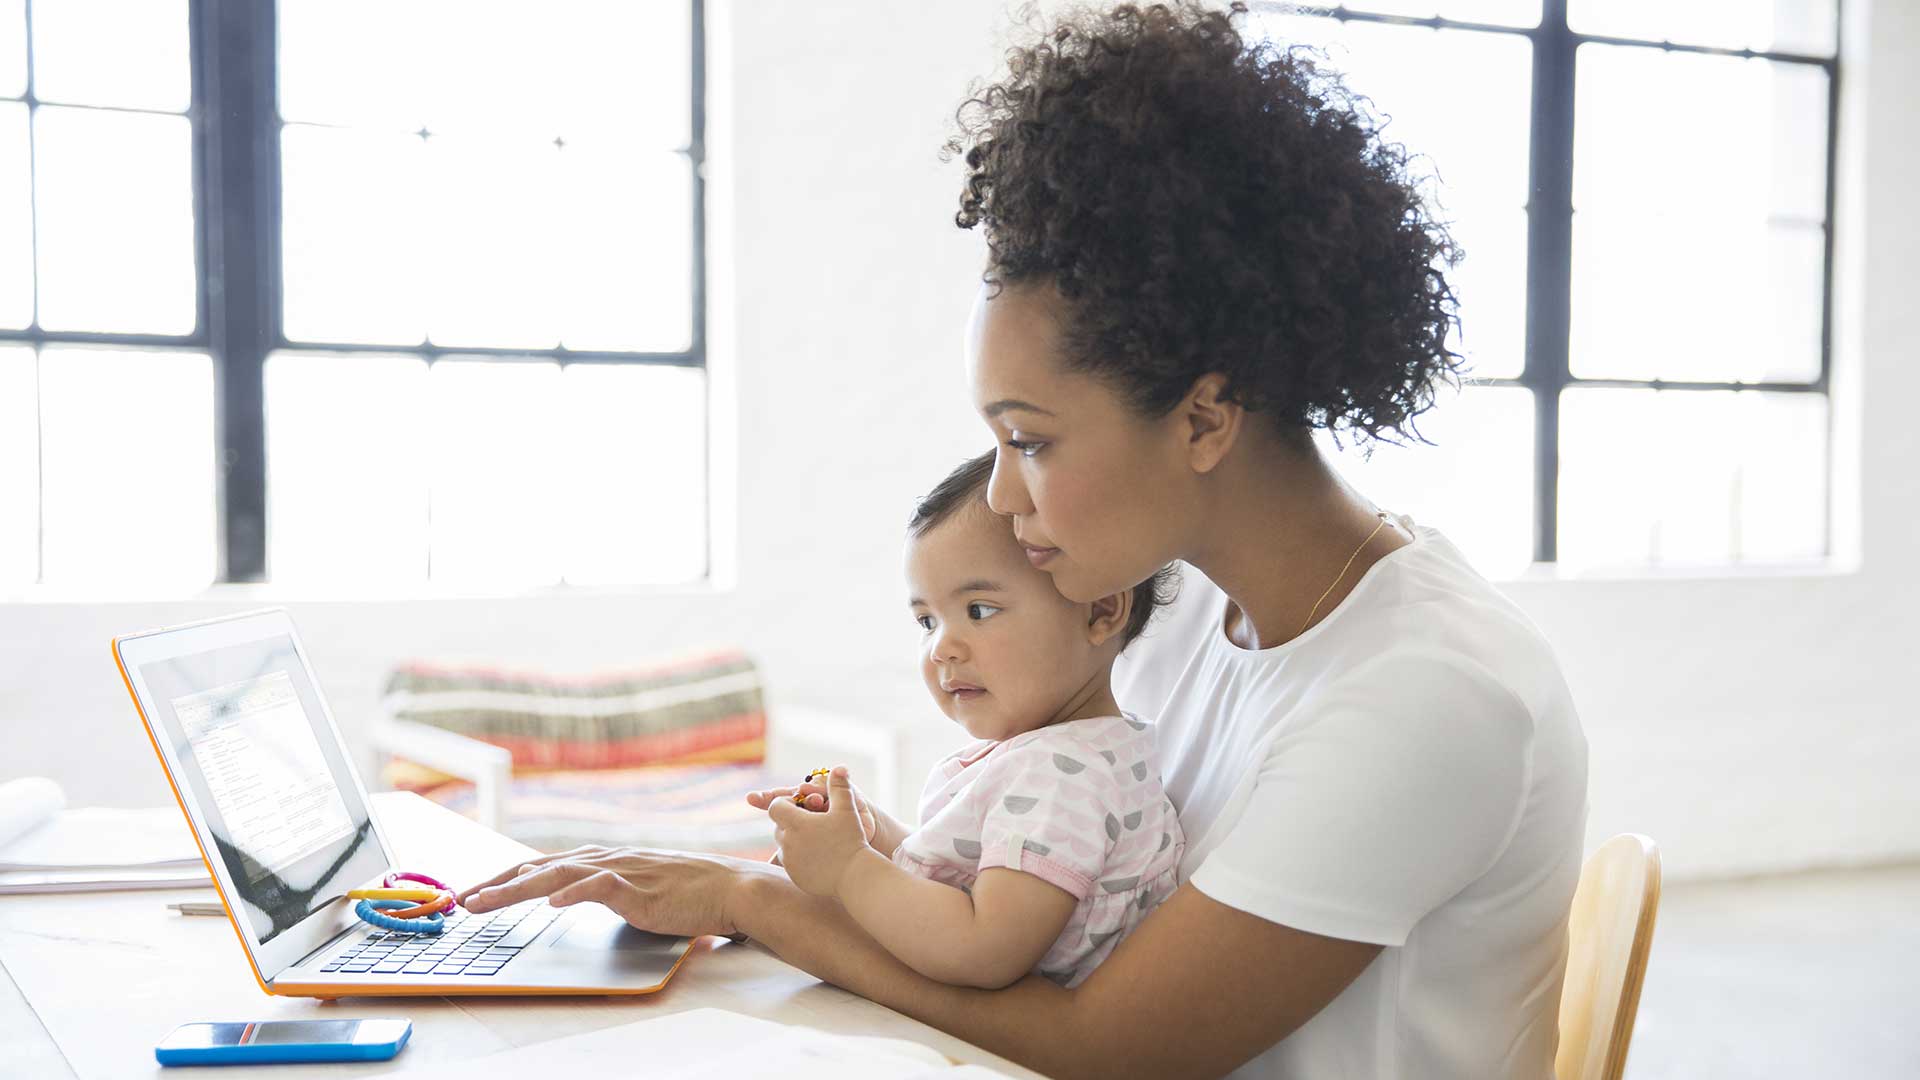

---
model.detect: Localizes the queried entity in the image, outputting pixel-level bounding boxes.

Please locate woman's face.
[965,281,1188,603]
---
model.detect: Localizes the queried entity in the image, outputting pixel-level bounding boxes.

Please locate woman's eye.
[1005,438,1044,458]
[968,602,1001,621]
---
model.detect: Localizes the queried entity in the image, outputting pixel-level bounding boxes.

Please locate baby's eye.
[915,613,934,632]
[968,602,1001,621]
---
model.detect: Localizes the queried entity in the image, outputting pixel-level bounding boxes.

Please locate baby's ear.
[1086,590,1132,648]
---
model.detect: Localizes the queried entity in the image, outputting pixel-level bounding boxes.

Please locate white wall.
[1501,0,1920,880]
[2,1,1914,883]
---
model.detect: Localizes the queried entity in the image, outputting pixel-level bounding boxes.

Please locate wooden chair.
[1556,833,1662,1080]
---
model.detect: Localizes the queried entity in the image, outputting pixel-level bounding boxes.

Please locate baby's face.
[906,501,1107,741]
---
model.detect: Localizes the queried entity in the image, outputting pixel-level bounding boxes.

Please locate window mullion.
[1818,10,1842,560]
[192,0,278,582]
[1523,0,1577,564]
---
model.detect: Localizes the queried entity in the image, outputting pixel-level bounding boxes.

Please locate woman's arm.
[732,871,1383,1080]
[452,832,1382,1078]
[759,768,1382,1079]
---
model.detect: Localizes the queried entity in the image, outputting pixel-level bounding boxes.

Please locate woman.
[456,5,1588,1077]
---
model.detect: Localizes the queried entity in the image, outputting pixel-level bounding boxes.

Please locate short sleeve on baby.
[891,714,1187,989]
[973,723,1173,902]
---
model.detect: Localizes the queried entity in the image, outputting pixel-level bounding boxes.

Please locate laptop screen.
[137,632,385,948]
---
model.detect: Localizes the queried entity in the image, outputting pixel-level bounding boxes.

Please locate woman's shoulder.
[1359,528,1575,708]
[1183,527,1564,690]
[1126,529,1579,753]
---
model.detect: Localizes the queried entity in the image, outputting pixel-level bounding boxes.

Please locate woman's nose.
[985,451,1032,516]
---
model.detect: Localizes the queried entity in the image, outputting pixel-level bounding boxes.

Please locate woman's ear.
[1178,373,1243,475]
[1086,590,1133,648]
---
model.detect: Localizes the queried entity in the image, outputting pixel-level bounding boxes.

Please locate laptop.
[113,607,695,998]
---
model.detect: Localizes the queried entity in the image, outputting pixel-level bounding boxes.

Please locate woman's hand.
[452,844,783,939]
[766,767,879,897]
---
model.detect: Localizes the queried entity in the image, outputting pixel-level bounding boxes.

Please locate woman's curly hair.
[949,2,1464,444]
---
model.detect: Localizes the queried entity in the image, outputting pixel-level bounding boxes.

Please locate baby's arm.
[836,852,1079,990]
[769,764,1081,988]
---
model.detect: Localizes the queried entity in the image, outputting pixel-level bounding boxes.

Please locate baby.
[755,451,1185,989]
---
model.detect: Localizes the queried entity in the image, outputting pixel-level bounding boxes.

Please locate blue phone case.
[155,1020,411,1066]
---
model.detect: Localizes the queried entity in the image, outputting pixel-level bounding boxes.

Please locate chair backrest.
[1556,833,1662,1080]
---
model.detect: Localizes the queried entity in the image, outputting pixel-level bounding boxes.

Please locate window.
[0,0,707,595]
[1255,0,1839,576]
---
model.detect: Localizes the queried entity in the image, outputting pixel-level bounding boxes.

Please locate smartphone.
[155,1017,412,1066]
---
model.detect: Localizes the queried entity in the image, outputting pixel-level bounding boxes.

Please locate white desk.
[0,792,1047,1079]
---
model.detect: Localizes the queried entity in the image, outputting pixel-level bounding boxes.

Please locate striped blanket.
[379,648,776,857]
[381,648,767,773]
[427,762,779,858]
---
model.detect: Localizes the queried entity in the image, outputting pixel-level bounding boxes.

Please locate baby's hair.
[906,450,999,540]
[908,450,1179,650]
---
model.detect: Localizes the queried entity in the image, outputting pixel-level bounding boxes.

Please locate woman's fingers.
[546,868,634,910]
[460,851,619,910]
[454,844,619,904]
[455,857,560,904]
[462,860,600,913]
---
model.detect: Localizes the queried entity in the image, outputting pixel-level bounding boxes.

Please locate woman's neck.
[1185,431,1410,651]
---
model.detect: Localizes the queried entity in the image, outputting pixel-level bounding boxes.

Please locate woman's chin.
[1041,559,1093,602]
[1046,561,1125,606]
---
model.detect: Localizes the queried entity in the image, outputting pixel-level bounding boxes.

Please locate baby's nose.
[932,632,967,662]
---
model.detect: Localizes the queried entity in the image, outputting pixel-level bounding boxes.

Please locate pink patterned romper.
[890,713,1186,988]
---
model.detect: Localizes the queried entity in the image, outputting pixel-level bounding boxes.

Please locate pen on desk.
[167,901,226,916]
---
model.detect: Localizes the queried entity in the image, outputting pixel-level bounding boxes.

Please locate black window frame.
[1279,0,1841,563]
[1,0,708,585]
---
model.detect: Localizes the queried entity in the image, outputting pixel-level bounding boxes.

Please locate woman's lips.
[1023,545,1059,568]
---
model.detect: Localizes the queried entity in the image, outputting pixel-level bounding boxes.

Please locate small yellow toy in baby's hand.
[793,768,831,805]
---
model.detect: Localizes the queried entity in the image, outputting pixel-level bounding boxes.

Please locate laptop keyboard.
[320,898,564,978]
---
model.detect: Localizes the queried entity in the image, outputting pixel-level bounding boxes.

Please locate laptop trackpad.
[549,905,682,952]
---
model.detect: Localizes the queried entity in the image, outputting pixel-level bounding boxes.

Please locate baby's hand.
[764,767,874,897]
[748,772,879,846]
[746,782,823,811]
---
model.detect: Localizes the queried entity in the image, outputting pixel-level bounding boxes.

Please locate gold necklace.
[1299,511,1393,637]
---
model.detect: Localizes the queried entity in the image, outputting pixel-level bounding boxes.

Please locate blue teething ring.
[354,898,447,934]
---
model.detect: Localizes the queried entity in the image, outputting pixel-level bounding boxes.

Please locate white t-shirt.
[1111,522,1589,1080]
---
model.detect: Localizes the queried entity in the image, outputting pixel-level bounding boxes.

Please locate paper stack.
[0,777,211,894]
[379,1006,1023,1079]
